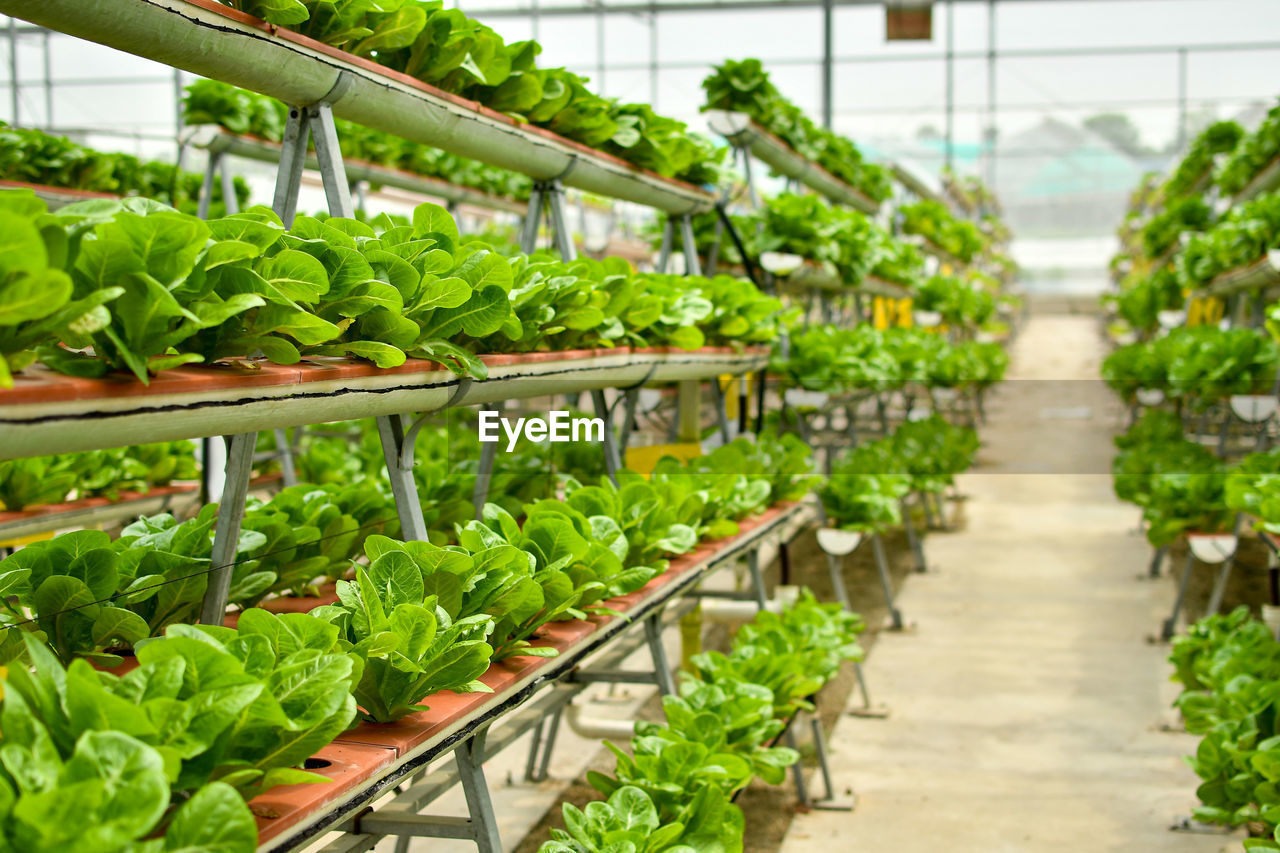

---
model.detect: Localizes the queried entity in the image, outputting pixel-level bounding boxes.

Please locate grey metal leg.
[308,101,354,218]
[219,155,239,216]
[524,706,564,783]
[272,107,311,225]
[1162,549,1197,641]
[1205,556,1237,618]
[544,181,577,261]
[746,548,768,610]
[871,531,904,630]
[643,612,677,696]
[273,427,297,488]
[785,726,809,806]
[825,552,851,610]
[520,184,545,254]
[590,389,622,483]
[618,388,641,455]
[655,217,675,274]
[376,414,429,541]
[456,730,501,853]
[710,379,733,444]
[197,150,219,220]
[678,213,702,277]
[472,402,503,519]
[901,497,928,573]
[1205,516,1243,616]
[807,716,853,809]
[1148,544,1168,579]
[200,432,257,624]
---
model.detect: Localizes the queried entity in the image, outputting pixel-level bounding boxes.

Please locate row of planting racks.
[1135,144,1280,641]
[699,108,963,697]
[0,0,869,848]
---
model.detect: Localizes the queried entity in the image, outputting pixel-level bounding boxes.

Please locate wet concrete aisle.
[781,314,1237,853]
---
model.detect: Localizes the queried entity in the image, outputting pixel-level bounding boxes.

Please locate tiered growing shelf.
[0,4,816,851]
[705,110,880,215]
[184,125,529,215]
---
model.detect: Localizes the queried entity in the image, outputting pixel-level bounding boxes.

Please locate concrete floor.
[781,314,1241,853]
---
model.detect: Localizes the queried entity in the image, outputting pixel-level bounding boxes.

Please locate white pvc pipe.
[565,702,636,742]
[1,0,713,214]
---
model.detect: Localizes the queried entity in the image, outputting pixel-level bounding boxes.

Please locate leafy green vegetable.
[1178,192,1280,291]
[701,58,890,202]
[1164,120,1243,199]
[1167,607,1280,841]
[212,2,723,183]
[898,199,987,265]
[0,122,248,215]
[3,609,358,801]
[0,441,198,511]
[820,444,911,533]
[242,481,399,599]
[1217,99,1280,197]
[309,541,496,722]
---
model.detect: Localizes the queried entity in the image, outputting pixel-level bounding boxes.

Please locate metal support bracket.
[521,179,577,260]
[901,496,929,573]
[590,389,623,483]
[784,715,855,811]
[871,531,905,631]
[677,212,702,277]
[472,399,504,518]
[356,728,501,853]
[1161,548,1198,642]
[376,414,429,542]
[272,73,356,225]
[199,432,257,625]
[196,149,240,220]
[1204,515,1244,616]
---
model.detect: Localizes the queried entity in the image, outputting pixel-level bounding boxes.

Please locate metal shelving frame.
[0,4,811,849]
[1232,151,1280,206]
[0,178,117,209]
[182,125,530,218]
[258,501,822,853]
[704,110,881,216]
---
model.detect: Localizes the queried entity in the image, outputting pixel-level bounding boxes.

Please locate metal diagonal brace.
[378,379,473,541]
[871,531,905,631]
[356,728,501,853]
[272,72,356,225]
[521,179,577,260]
[199,432,257,625]
[569,609,677,697]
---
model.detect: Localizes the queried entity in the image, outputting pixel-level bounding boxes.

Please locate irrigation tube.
[0,0,714,214]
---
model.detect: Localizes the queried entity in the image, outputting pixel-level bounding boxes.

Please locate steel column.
[199,432,257,624]
[871,531,904,630]
[376,414,429,542]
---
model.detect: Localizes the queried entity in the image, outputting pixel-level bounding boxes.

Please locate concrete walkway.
[781,314,1238,853]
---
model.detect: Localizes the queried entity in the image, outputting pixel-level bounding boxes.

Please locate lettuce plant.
[1168,608,1280,841]
[0,711,256,853]
[1164,120,1243,199]
[242,481,399,599]
[1217,99,1280,197]
[540,785,741,853]
[309,543,496,722]
[700,58,890,202]
[3,609,358,800]
[213,2,722,183]
[898,199,987,265]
